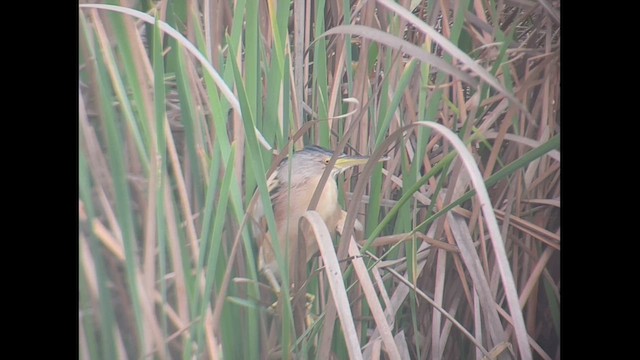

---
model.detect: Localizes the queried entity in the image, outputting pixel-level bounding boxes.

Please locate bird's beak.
[334,154,389,171]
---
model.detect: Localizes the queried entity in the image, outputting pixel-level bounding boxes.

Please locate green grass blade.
[312,0,330,145]
[152,15,170,357]
[228,37,295,354]
[92,28,147,353]
[197,146,235,351]
[79,150,118,359]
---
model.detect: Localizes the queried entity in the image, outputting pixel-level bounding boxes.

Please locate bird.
[249,145,385,291]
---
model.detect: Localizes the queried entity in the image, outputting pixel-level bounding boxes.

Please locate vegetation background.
[79,0,559,358]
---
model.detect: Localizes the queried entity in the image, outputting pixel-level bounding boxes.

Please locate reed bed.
[79,0,560,358]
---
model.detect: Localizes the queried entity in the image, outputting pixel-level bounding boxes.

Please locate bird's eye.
[323,158,330,165]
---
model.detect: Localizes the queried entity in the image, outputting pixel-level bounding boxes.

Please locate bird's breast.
[314,179,340,228]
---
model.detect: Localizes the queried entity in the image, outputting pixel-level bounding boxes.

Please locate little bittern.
[250,145,383,290]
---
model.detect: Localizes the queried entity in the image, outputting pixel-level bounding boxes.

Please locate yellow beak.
[334,154,388,171]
